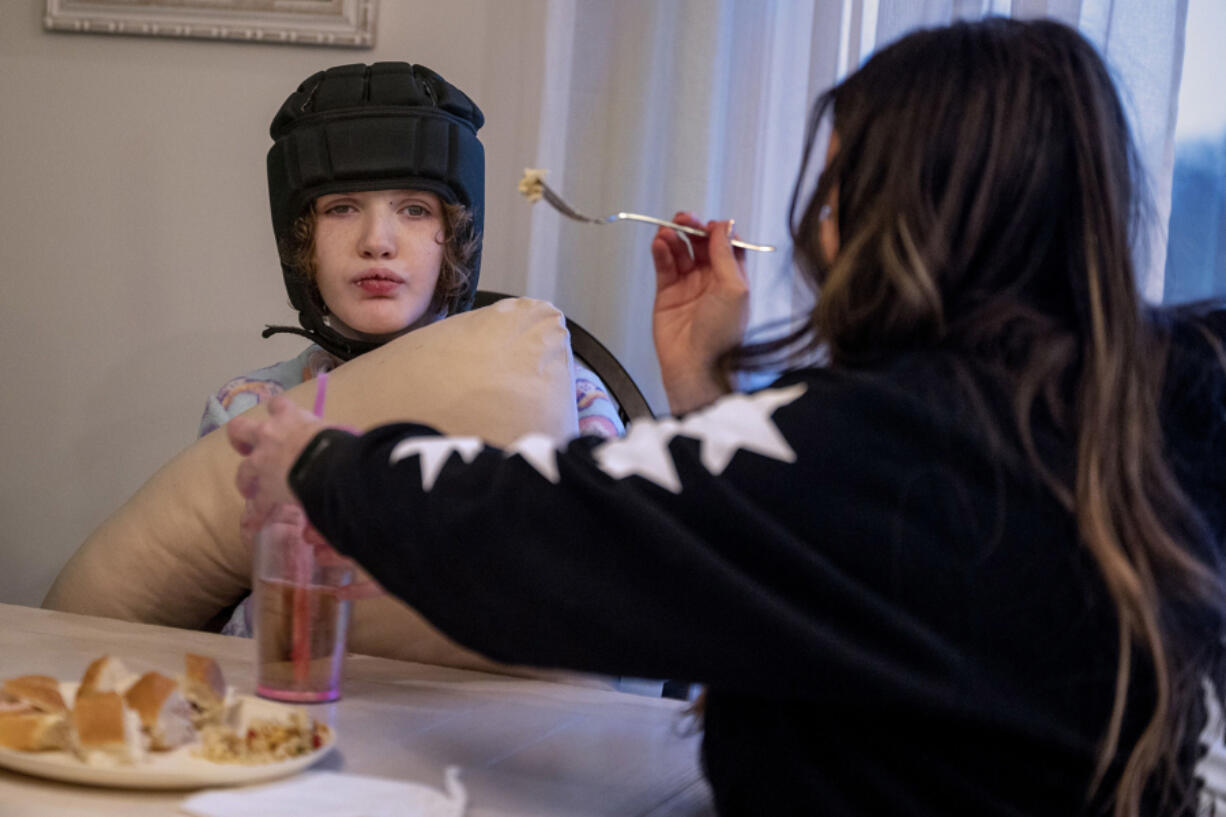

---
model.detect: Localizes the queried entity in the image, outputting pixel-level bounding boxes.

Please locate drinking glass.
[252,504,353,703]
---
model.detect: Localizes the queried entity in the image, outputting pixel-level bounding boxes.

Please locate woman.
[228,20,1226,816]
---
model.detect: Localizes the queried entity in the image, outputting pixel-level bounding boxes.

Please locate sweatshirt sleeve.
[293,372,971,706]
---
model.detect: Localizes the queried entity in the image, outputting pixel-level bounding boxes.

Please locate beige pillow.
[43,298,580,673]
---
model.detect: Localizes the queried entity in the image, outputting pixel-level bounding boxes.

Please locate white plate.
[0,683,335,790]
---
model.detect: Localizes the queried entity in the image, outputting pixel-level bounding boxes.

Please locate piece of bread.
[41,299,579,674]
[2,675,67,715]
[78,655,137,699]
[123,672,195,750]
[181,654,226,726]
[0,711,69,751]
[70,691,143,765]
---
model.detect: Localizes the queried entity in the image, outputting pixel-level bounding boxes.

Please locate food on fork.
[515,166,777,252]
[0,711,69,751]
[2,675,67,714]
[70,691,144,765]
[517,167,547,202]
[124,672,196,751]
[78,655,138,699]
[181,653,227,727]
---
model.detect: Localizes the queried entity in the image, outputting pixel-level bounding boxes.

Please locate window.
[1162,0,1226,304]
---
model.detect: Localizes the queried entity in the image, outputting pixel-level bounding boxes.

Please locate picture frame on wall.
[44,0,378,49]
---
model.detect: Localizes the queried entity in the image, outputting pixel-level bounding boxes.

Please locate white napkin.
[179,767,467,817]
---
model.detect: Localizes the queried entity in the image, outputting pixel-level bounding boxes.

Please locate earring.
[818,204,833,221]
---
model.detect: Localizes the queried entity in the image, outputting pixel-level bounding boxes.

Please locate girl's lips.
[353,269,405,295]
[355,278,402,295]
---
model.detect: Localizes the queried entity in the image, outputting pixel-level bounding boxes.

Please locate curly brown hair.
[279,198,478,322]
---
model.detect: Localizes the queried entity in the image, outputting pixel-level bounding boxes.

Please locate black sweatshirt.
[293,313,1226,816]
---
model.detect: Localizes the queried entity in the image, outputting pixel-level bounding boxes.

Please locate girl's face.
[311,189,445,340]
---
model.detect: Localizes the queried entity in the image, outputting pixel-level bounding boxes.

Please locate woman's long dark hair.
[732,18,1225,816]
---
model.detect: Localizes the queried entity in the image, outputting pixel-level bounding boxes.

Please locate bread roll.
[124,672,195,750]
[71,692,144,765]
[0,711,69,751]
[2,675,67,715]
[181,654,226,726]
[78,656,137,699]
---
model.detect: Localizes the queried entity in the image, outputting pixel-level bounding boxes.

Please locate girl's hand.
[650,214,749,414]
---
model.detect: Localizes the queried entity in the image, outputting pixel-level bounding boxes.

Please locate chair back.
[473,291,654,424]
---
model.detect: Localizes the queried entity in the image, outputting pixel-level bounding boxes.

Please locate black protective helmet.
[262,61,485,360]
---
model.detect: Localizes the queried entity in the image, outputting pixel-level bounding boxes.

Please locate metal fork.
[531,178,776,253]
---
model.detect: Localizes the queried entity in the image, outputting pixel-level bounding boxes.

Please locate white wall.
[0,1,555,606]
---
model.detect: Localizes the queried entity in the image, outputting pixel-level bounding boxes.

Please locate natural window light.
[1162,0,1226,303]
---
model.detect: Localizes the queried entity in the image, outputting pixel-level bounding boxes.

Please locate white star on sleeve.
[593,418,683,493]
[590,383,805,492]
[503,433,562,483]
[676,383,806,474]
[388,436,484,491]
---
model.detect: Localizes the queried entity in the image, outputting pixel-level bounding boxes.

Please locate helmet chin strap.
[263,266,385,361]
[261,315,381,362]
[263,304,455,361]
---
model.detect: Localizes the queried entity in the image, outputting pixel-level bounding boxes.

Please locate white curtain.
[522,0,1189,413]
[872,0,1189,303]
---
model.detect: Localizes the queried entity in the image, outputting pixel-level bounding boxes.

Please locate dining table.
[0,602,714,816]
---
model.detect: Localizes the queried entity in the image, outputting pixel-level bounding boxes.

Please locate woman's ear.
[818,199,839,265]
[818,133,841,264]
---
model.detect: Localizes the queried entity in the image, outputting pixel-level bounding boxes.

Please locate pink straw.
[311,371,329,418]
[291,372,330,685]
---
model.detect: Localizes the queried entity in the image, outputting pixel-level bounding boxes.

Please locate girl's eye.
[321,203,356,216]
[401,204,431,217]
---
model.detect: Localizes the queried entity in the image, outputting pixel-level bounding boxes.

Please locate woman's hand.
[228,395,327,549]
[651,214,749,414]
[229,396,386,600]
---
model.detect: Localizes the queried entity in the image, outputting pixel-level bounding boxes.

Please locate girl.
[207,62,624,638]
[229,20,1226,816]
[201,61,623,442]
